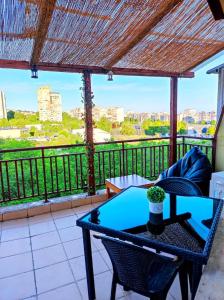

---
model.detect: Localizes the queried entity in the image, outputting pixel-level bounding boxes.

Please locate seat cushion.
[160,147,212,195]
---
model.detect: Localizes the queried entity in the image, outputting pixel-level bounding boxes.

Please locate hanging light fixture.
[31,65,38,79]
[107,70,114,81]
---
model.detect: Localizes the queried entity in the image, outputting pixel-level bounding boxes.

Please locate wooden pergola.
[0,0,223,195]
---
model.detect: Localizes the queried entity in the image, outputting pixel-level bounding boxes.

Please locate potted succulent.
[147,186,166,214]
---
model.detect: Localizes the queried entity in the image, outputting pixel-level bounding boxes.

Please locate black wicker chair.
[155,177,203,196]
[95,235,188,300]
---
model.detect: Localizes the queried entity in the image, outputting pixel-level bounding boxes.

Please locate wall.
[216,113,224,171]
[0,128,21,138]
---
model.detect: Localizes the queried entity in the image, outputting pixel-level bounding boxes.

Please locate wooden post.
[169,77,178,166]
[83,70,96,196]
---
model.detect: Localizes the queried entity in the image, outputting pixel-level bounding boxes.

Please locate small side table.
[105,174,154,198]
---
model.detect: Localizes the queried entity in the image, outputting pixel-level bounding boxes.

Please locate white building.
[0,128,21,139]
[38,86,62,122]
[0,91,7,119]
[71,128,111,142]
[107,107,124,123]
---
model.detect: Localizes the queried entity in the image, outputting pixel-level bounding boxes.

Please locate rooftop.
[1,0,224,77]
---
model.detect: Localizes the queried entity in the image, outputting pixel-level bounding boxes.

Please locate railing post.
[182,136,185,157]
[212,137,217,171]
[82,70,96,196]
[122,141,125,176]
[41,148,48,203]
[169,76,178,166]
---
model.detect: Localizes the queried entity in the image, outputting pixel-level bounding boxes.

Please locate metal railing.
[0,136,214,204]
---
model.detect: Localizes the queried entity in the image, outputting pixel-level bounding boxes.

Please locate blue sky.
[0,52,223,113]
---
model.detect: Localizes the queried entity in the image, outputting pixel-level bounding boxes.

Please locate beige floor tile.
[73,204,93,214]
[167,294,176,300]
[28,213,53,224]
[78,271,125,300]
[33,244,67,269]
[29,220,56,236]
[69,251,108,281]
[31,231,61,250]
[0,252,33,278]
[75,212,87,219]
[63,238,84,259]
[0,238,31,258]
[35,261,74,294]
[52,209,75,219]
[1,218,29,230]
[92,236,105,250]
[91,251,109,275]
[169,275,182,300]
[1,226,30,242]
[63,238,96,259]
[54,215,77,230]
[0,271,36,300]
[99,249,113,269]
[58,226,82,242]
[38,283,82,300]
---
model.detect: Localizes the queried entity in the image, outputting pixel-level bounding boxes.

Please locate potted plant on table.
[147,186,166,214]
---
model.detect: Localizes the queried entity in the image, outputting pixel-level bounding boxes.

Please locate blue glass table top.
[77,186,223,262]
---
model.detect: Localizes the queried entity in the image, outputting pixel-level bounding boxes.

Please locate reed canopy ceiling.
[0,0,224,77]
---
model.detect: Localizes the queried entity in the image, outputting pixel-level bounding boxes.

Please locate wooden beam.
[30,0,57,66]
[169,77,178,166]
[207,0,224,20]
[83,70,96,196]
[0,60,194,78]
[106,0,183,68]
[23,0,111,21]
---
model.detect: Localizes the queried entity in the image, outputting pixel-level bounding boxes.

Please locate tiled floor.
[0,204,181,300]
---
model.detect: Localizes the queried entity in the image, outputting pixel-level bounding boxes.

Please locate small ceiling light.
[107,70,113,81]
[31,65,38,79]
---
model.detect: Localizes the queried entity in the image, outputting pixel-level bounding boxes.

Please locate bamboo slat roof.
[0,0,224,77]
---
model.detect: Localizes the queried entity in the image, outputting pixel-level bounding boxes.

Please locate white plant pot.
[149,201,163,214]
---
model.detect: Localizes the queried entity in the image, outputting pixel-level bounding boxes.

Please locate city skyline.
[0,52,223,114]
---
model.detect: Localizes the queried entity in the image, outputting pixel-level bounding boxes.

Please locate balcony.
[0,136,214,206]
[1,1,224,299]
[0,137,218,299]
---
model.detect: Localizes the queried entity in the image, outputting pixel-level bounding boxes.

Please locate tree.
[7,110,15,120]
[207,125,216,136]
[0,118,9,127]
[177,121,187,134]
[95,117,112,132]
[121,121,135,135]
[62,112,83,130]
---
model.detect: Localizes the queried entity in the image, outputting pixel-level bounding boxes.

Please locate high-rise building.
[107,107,124,123]
[0,91,7,119]
[38,86,62,122]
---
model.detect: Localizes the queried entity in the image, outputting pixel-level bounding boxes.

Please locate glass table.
[76,186,223,300]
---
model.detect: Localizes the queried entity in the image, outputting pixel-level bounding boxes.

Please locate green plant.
[147,186,165,203]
